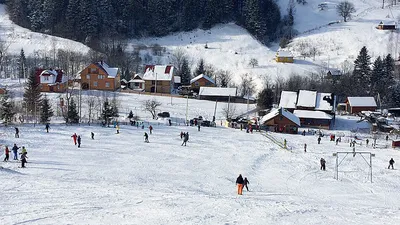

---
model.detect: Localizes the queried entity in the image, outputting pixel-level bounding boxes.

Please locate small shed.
[276,50,294,63]
[377,21,397,30]
[392,140,400,148]
[260,107,300,134]
[345,97,377,114]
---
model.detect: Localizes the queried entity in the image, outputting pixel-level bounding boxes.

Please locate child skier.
[71,133,77,145]
[20,151,28,168]
[77,135,81,148]
[3,146,9,162]
[243,177,250,191]
[144,132,149,143]
[388,158,395,169]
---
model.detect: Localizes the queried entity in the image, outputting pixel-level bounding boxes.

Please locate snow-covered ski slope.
[1,114,400,224]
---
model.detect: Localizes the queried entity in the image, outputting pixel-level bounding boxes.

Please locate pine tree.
[194,58,205,76]
[180,58,191,85]
[40,95,54,123]
[18,49,26,79]
[390,82,400,107]
[23,69,42,115]
[79,0,99,43]
[371,56,384,96]
[257,88,274,109]
[101,100,113,126]
[66,97,79,124]
[352,46,371,95]
[0,89,15,125]
[27,0,44,31]
[110,94,119,118]
[42,0,57,32]
[65,0,80,39]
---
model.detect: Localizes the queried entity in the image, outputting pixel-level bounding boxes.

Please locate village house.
[35,68,68,93]
[190,74,216,93]
[377,21,397,30]
[142,65,175,94]
[198,87,237,102]
[276,50,294,63]
[128,74,145,91]
[345,97,377,114]
[260,107,300,134]
[79,61,121,91]
[293,110,333,130]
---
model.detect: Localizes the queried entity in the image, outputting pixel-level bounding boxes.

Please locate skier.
[20,146,27,162]
[144,132,149,143]
[91,132,95,140]
[366,139,369,146]
[320,158,326,171]
[71,133,77,145]
[302,130,306,136]
[198,124,200,131]
[77,135,81,148]
[388,158,395,169]
[317,137,321,144]
[116,125,120,134]
[20,151,28,168]
[283,139,287,149]
[336,138,339,145]
[386,135,389,141]
[149,125,153,134]
[304,143,307,153]
[236,174,244,195]
[181,133,189,146]
[180,131,184,139]
[45,123,50,133]
[15,127,19,138]
[12,144,20,160]
[243,177,250,191]
[3,146,9,162]
[240,124,243,131]
[168,119,172,126]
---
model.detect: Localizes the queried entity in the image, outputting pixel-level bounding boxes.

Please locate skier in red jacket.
[71,133,77,145]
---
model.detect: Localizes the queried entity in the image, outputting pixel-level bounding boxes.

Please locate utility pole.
[185,94,189,125]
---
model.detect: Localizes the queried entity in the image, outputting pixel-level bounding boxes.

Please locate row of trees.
[5,0,282,46]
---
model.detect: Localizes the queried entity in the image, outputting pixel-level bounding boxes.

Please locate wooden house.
[142,65,174,94]
[276,50,294,63]
[293,110,333,129]
[377,21,396,30]
[345,97,377,114]
[128,74,145,91]
[190,74,216,93]
[35,68,68,93]
[79,61,121,91]
[198,87,237,102]
[260,107,300,134]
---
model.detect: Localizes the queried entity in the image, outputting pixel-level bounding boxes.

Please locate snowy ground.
[1,107,400,224]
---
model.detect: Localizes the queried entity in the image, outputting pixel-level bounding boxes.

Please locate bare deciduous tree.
[309,47,320,61]
[143,99,162,119]
[248,58,259,68]
[238,73,256,97]
[221,104,237,120]
[216,70,233,87]
[171,48,187,75]
[336,1,355,22]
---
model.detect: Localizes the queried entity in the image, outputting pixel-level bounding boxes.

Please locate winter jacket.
[5,147,9,154]
[236,175,244,184]
[21,152,27,160]
[244,178,249,185]
[390,159,395,165]
[320,158,326,165]
[12,145,19,152]
[21,147,27,154]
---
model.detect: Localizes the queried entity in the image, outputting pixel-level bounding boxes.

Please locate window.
[195,81,199,86]
[90,68,97,73]
[105,82,110,88]
[98,75,104,79]
[93,82,98,87]
[86,75,90,80]
[152,81,155,85]
[157,81,162,85]
[44,76,49,81]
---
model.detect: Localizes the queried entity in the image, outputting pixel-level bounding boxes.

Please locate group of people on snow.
[2,143,28,168]
[235,174,250,195]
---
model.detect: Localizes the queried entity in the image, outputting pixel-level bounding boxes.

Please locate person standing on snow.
[3,146,10,162]
[186,132,189,141]
[304,143,307,153]
[77,135,81,148]
[317,137,321,144]
[388,158,395,169]
[149,125,153,134]
[181,133,189,146]
[144,132,149,143]
[243,177,250,191]
[236,174,244,195]
[45,123,50,133]
[180,131,184,139]
[12,144,20,160]
[71,133,77,145]
[15,127,19,138]
[20,151,28,168]
[198,124,200,131]
[320,158,326,171]
[91,132,95,140]
[116,125,120,134]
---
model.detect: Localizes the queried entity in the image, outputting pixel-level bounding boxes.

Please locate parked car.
[157,112,170,118]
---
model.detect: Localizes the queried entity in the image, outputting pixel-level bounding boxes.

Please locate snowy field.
[1,99,400,224]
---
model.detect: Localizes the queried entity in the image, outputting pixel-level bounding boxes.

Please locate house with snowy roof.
[79,61,121,91]
[276,50,294,63]
[35,68,68,93]
[128,74,145,91]
[142,65,175,94]
[198,87,237,101]
[377,21,397,30]
[260,107,300,134]
[345,97,377,114]
[190,74,216,93]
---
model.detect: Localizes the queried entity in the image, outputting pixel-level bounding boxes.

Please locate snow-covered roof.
[347,97,377,107]
[190,74,215,84]
[129,79,145,83]
[279,91,297,109]
[198,87,237,97]
[260,108,300,126]
[379,21,396,25]
[142,65,174,81]
[174,76,181,84]
[294,110,333,120]
[121,79,128,83]
[315,93,333,111]
[276,50,293,58]
[96,62,119,78]
[297,90,317,108]
[40,69,58,76]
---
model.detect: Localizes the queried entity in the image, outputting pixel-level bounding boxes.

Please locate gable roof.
[294,110,333,120]
[347,97,377,107]
[297,90,317,108]
[198,87,237,97]
[38,69,66,83]
[94,62,119,78]
[190,74,215,84]
[315,93,333,111]
[279,91,297,109]
[260,108,300,126]
[142,65,174,81]
[276,50,293,58]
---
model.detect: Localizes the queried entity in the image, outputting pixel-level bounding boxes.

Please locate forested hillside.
[4,0,282,46]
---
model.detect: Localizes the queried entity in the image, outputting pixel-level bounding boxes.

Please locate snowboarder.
[182,133,189,146]
[198,125,200,131]
[3,146,10,162]
[388,158,395,169]
[243,177,250,191]
[45,123,50,133]
[149,125,153,134]
[320,158,326,170]
[144,132,149,143]
[116,125,120,134]
[317,137,321,144]
[12,144,19,160]
[236,174,244,195]
[20,151,28,168]
[71,133,77,145]
[77,135,81,148]
[366,139,369,146]
[15,127,19,138]
[91,132,95,140]
[180,131,184,139]
[304,143,307,153]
